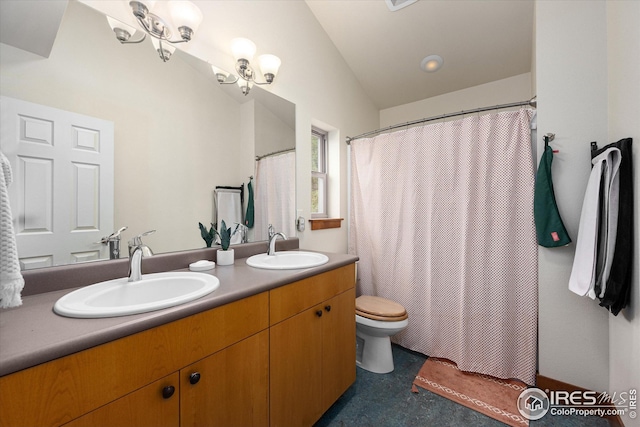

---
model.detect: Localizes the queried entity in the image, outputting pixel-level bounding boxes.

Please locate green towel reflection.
[245,178,254,228]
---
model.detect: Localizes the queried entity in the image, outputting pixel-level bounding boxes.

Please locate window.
[311,127,328,218]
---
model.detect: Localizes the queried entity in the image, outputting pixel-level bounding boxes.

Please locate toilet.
[355,295,409,374]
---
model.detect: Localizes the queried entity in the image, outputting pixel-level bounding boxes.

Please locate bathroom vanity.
[0,242,357,427]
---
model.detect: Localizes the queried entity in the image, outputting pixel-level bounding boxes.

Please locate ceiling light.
[420,55,443,72]
[211,38,282,96]
[105,0,203,62]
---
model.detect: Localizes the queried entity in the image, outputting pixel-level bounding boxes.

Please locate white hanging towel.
[568,147,621,298]
[214,189,243,245]
[0,152,24,308]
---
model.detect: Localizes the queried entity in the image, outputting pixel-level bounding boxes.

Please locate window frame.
[311,127,328,218]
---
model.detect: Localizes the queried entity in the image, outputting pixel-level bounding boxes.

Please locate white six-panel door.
[1,96,114,270]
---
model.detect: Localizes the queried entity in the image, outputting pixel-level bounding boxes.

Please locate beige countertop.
[0,249,358,377]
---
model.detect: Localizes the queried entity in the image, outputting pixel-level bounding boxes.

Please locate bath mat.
[412,357,529,427]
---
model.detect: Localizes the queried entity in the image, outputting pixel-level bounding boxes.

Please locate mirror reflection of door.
[1,96,114,270]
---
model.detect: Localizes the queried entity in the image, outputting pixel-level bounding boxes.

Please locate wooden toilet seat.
[356,295,408,321]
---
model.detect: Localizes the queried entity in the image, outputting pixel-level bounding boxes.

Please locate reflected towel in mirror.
[0,152,24,308]
[214,188,243,245]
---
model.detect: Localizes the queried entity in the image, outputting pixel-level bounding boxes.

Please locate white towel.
[215,189,243,245]
[0,152,24,308]
[568,147,621,298]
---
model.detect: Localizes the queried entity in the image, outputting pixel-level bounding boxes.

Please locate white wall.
[380,73,533,127]
[607,1,640,426]
[249,1,379,254]
[536,0,611,392]
[253,101,295,157]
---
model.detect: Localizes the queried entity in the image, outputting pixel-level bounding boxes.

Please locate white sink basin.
[246,251,329,270]
[54,272,220,318]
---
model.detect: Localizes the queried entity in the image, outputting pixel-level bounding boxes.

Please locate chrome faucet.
[128,230,155,282]
[267,232,287,256]
[98,226,128,260]
[268,224,275,240]
[235,223,249,243]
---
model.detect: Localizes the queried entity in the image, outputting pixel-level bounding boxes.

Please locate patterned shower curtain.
[254,151,296,241]
[349,109,538,385]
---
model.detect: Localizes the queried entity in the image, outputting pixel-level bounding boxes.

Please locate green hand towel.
[245,178,254,229]
[534,142,571,247]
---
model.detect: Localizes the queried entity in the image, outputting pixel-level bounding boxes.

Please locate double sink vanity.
[0,239,358,427]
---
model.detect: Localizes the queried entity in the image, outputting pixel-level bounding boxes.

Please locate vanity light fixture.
[210,38,281,96]
[106,0,203,62]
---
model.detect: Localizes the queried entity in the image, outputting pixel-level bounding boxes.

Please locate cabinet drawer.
[0,292,268,427]
[270,264,356,325]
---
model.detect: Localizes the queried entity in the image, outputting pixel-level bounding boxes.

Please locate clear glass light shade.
[230,38,256,62]
[258,54,281,77]
[151,37,176,54]
[167,0,203,32]
[107,16,137,35]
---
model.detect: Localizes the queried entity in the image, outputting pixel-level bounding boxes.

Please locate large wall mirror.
[0,0,296,269]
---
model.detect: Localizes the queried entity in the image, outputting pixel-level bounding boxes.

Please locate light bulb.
[168,0,203,33]
[230,38,256,62]
[258,54,281,79]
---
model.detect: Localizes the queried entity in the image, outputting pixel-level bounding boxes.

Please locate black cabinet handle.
[324,305,332,312]
[315,310,323,317]
[162,385,175,399]
[189,372,201,385]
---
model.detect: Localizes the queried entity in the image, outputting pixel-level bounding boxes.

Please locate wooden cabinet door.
[180,330,269,427]
[62,373,179,427]
[321,289,356,410]
[270,305,324,427]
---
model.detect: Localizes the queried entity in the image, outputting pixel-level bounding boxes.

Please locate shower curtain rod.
[255,147,295,161]
[345,96,537,144]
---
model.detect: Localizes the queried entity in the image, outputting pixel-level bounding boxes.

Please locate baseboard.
[537,374,626,427]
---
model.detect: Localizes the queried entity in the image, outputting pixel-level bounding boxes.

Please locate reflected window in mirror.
[311,127,328,218]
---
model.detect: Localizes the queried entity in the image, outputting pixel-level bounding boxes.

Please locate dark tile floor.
[315,345,611,427]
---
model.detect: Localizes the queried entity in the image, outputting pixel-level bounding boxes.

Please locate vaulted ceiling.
[1,0,534,111]
[305,0,534,109]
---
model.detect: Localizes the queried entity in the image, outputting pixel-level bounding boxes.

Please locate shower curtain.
[349,109,537,385]
[254,151,296,241]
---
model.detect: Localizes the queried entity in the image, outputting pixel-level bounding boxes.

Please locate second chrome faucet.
[128,230,155,282]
